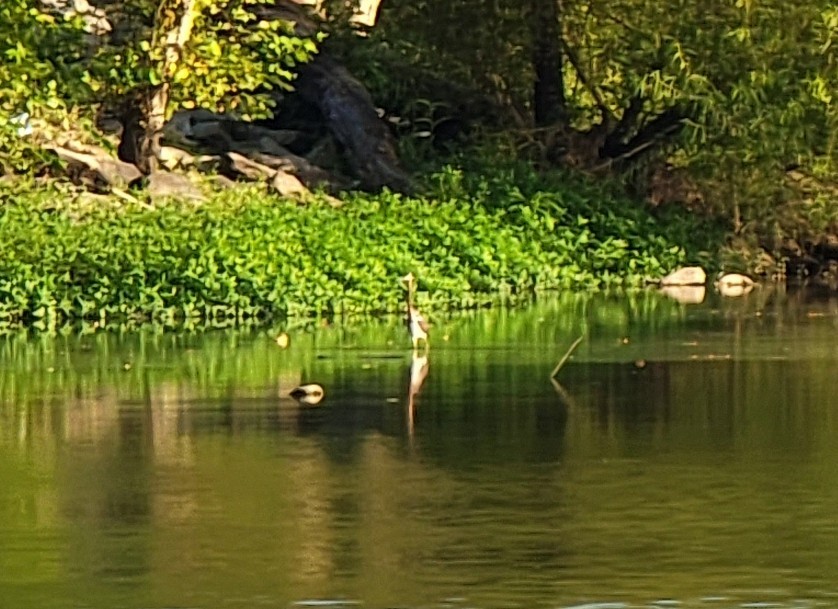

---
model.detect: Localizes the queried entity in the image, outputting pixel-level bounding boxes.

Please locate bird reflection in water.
[407,351,429,441]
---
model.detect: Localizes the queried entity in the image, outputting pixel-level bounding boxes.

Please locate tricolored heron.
[400,272,429,351]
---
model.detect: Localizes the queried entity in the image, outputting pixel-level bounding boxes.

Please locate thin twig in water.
[550,335,584,379]
[550,377,578,409]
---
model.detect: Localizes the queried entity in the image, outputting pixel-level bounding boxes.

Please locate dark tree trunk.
[117,85,163,174]
[117,0,198,174]
[530,0,565,127]
[294,54,413,193]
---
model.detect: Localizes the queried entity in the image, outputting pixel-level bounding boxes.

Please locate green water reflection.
[1,287,838,609]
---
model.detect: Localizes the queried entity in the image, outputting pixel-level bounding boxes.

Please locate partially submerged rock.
[715,273,755,297]
[716,273,755,287]
[289,383,325,406]
[660,266,707,286]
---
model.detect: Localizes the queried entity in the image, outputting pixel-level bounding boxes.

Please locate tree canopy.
[2,0,837,242]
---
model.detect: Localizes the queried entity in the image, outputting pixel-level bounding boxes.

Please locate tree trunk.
[118,0,199,173]
[530,0,565,127]
[294,55,413,193]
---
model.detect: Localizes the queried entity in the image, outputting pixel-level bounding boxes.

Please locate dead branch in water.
[550,335,584,379]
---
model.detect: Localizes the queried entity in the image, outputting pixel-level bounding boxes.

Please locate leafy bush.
[85,0,321,119]
[0,1,93,173]
[0,164,721,329]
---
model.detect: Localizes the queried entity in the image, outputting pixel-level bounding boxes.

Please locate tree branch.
[562,42,614,127]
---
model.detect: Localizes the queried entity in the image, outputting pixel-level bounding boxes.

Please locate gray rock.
[146,171,206,202]
[162,109,299,155]
[221,152,310,198]
[271,170,308,197]
[48,144,142,189]
[223,152,277,181]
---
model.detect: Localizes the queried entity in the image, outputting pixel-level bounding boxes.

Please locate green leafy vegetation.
[353,0,838,242]
[1,0,834,333]
[84,0,320,117]
[0,0,320,175]
[0,164,720,330]
[0,1,93,173]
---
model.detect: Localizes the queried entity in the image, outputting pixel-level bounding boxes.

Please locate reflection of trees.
[560,358,838,460]
[0,334,576,604]
[2,293,838,605]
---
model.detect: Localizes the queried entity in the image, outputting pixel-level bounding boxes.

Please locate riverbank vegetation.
[1,0,836,327]
[0,164,718,329]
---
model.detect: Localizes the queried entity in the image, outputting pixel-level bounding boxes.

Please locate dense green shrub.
[0,1,93,173]
[0,164,721,329]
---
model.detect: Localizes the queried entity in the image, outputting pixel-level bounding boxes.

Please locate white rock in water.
[716,273,755,287]
[660,266,707,286]
[716,273,755,297]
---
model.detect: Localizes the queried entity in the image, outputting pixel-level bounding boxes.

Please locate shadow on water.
[1,287,838,609]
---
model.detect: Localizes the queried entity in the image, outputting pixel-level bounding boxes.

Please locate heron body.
[406,305,430,350]
[401,272,430,351]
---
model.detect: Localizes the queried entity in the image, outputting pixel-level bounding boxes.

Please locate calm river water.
[1,286,838,609]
